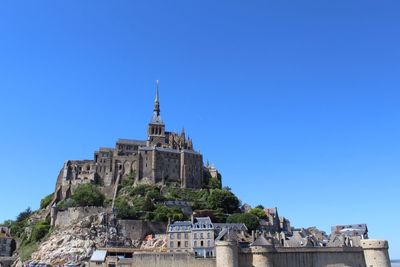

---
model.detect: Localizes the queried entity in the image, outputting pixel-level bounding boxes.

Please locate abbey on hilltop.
[54,82,205,202]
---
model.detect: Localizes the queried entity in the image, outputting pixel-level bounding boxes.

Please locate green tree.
[40,193,54,209]
[207,189,240,214]
[249,208,267,219]
[16,207,32,223]
[192,209,227,223]
[153,205,185,222]
[56,198,77,210]
[114,198,138,219]
[227,213,259,231]
[72,184,105,207]
[120,171,136,188]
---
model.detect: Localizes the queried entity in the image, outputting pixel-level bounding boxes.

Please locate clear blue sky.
[0,0,399,259]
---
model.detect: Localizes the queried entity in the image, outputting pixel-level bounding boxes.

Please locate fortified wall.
[216,239,391,267]
[91,240,391,267]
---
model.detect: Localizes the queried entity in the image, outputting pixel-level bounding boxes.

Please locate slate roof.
[251,234,273,247]
[214,223,248,232]
[193,217,213,230]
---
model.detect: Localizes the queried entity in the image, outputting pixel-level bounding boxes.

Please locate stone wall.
[0,238,16,257]
[54,207,107,227]
[90,253,215,267]
[118,220,168,240]
[0,257,13,267]
[106,253,216,267]
[272,247,367,267]
[237,247,367,267]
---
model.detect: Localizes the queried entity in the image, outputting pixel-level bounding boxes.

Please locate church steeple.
[154,80,160,116]
[150,80,163,124]
[147,81,166,147]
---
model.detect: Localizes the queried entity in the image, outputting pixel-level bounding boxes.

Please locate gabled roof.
[214,223,248,232]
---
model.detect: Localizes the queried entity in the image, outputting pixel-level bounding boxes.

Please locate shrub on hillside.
[40,193,54,209]
[72,184,105,207]
[30,220,50,242]
[56,198,77,210]
[152,205,186,222]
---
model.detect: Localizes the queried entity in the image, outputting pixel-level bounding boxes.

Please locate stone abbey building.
[54,82,203,201]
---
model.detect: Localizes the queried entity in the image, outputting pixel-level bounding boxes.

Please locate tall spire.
[150,80,163,124]
[154,80,160,116]
[155,80,159,103]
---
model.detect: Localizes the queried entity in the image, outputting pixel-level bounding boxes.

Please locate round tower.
[251,246,274,267]
[250,234,274,267]
[215,240,238,267]
[360,239,391,267]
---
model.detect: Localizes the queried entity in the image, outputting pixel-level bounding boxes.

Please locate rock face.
[30,212,166,265]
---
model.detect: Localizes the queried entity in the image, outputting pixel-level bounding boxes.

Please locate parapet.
[360,239,389,249]
[215,240,238,247]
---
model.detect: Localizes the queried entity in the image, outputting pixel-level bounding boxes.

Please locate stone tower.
[361,239,391,267]
[250,234,274,267]
[215,230,239,267]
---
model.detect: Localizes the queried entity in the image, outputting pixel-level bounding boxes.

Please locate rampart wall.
[91,253,216,267]
[238,247,367,267]
[54,207,107,227]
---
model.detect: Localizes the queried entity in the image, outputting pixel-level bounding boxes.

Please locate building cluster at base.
[86,211,391,267]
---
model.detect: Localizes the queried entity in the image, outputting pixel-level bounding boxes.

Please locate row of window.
[169,240,212,248]
[170,232,212,239]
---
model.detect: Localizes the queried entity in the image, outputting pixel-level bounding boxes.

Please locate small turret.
[250,234,274,267]
[361,239,391,267]
[215,230,239,267]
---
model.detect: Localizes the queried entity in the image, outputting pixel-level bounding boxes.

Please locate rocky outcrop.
[29,211,166,265]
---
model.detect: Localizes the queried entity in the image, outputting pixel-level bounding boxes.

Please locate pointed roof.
[155,80,159,102]
[251,234,273,247]
[150,80,164,125]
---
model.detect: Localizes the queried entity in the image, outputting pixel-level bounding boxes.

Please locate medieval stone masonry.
[54,82,203,202]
